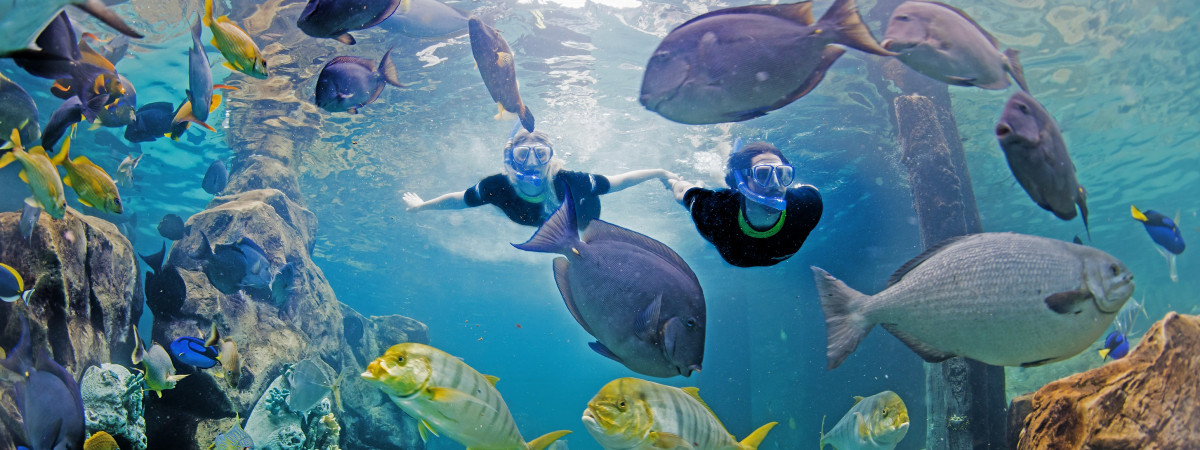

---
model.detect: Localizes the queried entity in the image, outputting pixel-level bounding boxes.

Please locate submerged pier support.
[866,1,1005,448]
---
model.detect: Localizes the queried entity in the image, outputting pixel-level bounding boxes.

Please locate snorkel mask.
[731,138,788,211]
[504,121,553,195]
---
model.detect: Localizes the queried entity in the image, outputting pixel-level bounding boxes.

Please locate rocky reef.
[1010,312,1200,449]
[81,363,147,450]
[0,208,143,450]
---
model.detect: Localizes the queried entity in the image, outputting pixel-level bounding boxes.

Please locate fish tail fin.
[811,266,874,370]
[51,128,73,166]
[1153,246,1179,283]
[526,430,572,450]
[1098,347,1111,360]
[819,0,895,57]
[131,325,146,364]
[738,421,778,450]
[194,232,215,261]
[512,186,578,254]
[1130,204,1147,222]
[20,288,33,306]
[203,0,214,27]
[0,151,14,170]
[76,0,144,38]
[331,369,345,411]
[213,84,239,91]
[1004,48,1029,93]
[1077,186,1090,241]
[519,106,535,133]
[818,415,827,450]
[379,48,405,88]
[192,13,203,41]
[210,94,223,113]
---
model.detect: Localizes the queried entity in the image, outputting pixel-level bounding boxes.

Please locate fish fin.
[635,295,663,341]
[1045,289,1093,314]
[648,432,692,449]
[75,0,144,38]
[738,421,778,450]
[77,197,95,208]
[335,33,356,45]
[581,220,700,285]
[852,395,864,405]
[881,323,955,363]
[204,0,214,26]
[379,48,404,88]
[426,386,497,414]
[1077,186,1090,241]
[1005,48,1029,92]
[139,242,166,273]
[1158,247,1179,283]
[77,38,116,72]
[131,325,146,364]
[681,387,724,429]
[934,1,1001,48]
[819,0,896,56]
[678,3,814,28]
[588,341,622,362]
[20,289,33,306]
[495,51,513,67]
[1098,348,1111,360]
[18,170,29,184]
[213,84,239,91]
[0,152,14,170]
[1130,205,1147,222]
[194,232,215,262]
[519,106,535,133]
[477,374,499,386]
[167,374,189,382]
[417,419,437,441]
[944,75,977,87]
[811,266,876,370]
[210,94,223,113]
[222,61,239,71]
[553,257,595,335]
[512,186,579,253]
[1021,358,1054,368]
[887,235,972,286]
[527,430,572,450]
[88,121,103,131]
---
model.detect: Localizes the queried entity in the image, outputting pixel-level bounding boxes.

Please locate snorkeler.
[403,128,677,227]
[669,140,822,267]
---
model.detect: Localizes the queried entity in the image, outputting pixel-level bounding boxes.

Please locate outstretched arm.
[605,169,678,192]
[668,178,698,205]
[402,191,468,212]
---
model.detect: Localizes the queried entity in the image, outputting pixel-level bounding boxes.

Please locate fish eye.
[1110,264,1120,276]
[653,50,669,60]
[1018,104,1029,114]
[618,400,626,409]
[896,15,909,21]
[395,355,405,364]
[685,318,696,328]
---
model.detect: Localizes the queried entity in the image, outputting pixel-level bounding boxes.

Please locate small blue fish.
[123,101,175,143]
[1098,331,1128,361]
[314,50,405,114]
[1131,205,1184,255]
[1,262,33,304]
[169,336,220,369]
[202,160,228,195]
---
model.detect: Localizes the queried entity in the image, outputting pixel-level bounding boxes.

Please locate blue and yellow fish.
[1,263,33,304]
[1098,331,1128,361]
[1131,205,1185,255]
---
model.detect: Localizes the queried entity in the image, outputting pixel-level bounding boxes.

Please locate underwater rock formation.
[337,305,428,450]
[244,372,312,450]
[1013,312,1200,449]
[81,363,148,450]
[0,208,143,450]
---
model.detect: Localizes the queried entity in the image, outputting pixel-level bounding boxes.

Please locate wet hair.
[724,141,790,188]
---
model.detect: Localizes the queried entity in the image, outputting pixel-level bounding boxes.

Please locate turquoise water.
[2,0,1197,448]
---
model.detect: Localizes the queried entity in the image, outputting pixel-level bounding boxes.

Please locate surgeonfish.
[0,129,68,219]
[13,15,127,120]
[995,91,1090,239]
[140,243,188,317]
[1099,297,1146,361]
[812,232,1134,370]
[314,50,405,114]
[169,336,220,369]
[1,262,33,304]
[514,187,706,378]
[468,17,535,132]
[210,415,254,450]
[361,342,572,449]
[881,1,1028,91]
[116,153,143,187]
[819,391,910,450]
[202,159,229,195]
[15,348,87,450]
[0,72,41,148]
[204,0,269,79]
[157,214,186,240]
[0,0,142,56]
[296,0,405,44]
[287,357,344,413]
[123,102,175,143]
[41,97,85,152]
[1099,331,1129,361]
[193,233,275,295]
[639,0,895,125]
[378,0,469,39]
[50,130,124,214]
[582,377,777,450]
[185,15,234,125]
[89,73,138,128]
[131,325,188,397]
[1131,205,1185,283]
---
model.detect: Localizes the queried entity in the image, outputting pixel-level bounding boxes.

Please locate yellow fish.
[50,130,123,214]
[131,325,189,398]
[582,377,776,450]
[0,129,67,219]
[361,342,571,450]
[819,391,909,450]
[83,431,120,450]
[204,0,268,79]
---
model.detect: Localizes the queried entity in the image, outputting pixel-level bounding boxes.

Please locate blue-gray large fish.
[639,0,894,125]
[41,97,84,152]
[314,50,405,114]
[185,15,220,125]
[514,188,706,378]
[469,17,534,132]
[297,0,406,44]
[0,0,142,56]
[881,1,1027,91]
[812,232,1134,370]
[0,72,40,148]
[194,234,275,295]
[996,91,1089,237]
[379,0,469,39]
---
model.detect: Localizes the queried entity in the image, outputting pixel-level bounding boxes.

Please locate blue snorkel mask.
[731,138,788,211]
[505,120,552,195]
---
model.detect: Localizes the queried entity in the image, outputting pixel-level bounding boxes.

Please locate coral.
[80,364,148,450]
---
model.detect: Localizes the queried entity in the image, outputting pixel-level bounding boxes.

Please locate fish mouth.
[995,122,1011,139]
[880,39,914,53]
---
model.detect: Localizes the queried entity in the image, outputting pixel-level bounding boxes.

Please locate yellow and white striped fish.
[582,377,776,450]
[0,129,67,219]
[360,343,571,450]
[51,130,123,214]
[819,390,909,450]
[204,0,268,79]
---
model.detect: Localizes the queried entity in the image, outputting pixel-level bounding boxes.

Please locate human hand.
[402,192,424,211]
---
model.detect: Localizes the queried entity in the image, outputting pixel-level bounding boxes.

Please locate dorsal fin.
[678,2,815,29]
[681,387,725,430]
[581,220,700,286]
[886,234,973,286]
[483,374,499,386]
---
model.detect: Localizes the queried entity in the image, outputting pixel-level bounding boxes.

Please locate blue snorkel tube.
[732,138,788,211]
[504,120,546,193]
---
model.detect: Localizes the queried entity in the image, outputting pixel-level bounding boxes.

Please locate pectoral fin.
[945,75,977,86]
[648,431,692,449]
[426,387,497,415]
[1044,289,1092,314]
[635,295,662,341]
[417,418,438,441]
[588,341,622,362]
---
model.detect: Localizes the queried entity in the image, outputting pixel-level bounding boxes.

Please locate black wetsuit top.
[683,186,822,267]
[463,171,612,227]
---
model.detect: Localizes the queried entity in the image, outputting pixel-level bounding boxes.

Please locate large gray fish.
[314,50,405,114]
[194,234,275,295]
[297,0,405,44]
[996,91,1089,237]
[639,0,894,125]
[469,17,535,132]
[812,232,1134,370]
[0,0,142,56]
[379,0,469,39]
[514,188,706,378]
[186,15,217,124]
[0,72,41,148]
[881,1,1027,91]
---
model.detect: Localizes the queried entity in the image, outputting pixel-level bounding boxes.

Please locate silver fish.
[820,391,909,450]
[20,201,42,242]
[881,1,1027,91]
[812,232,1134,369]
[996,90,1089,237]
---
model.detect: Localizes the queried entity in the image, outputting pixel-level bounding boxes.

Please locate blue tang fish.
[169,336,220,369]
[314,50,405,114]
[1131,205,1184,255]
[514,188,706,378]
[297,0,405,44]
[1099,331,1128,361]
[194,234,274,295]
[123,101,175,143]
